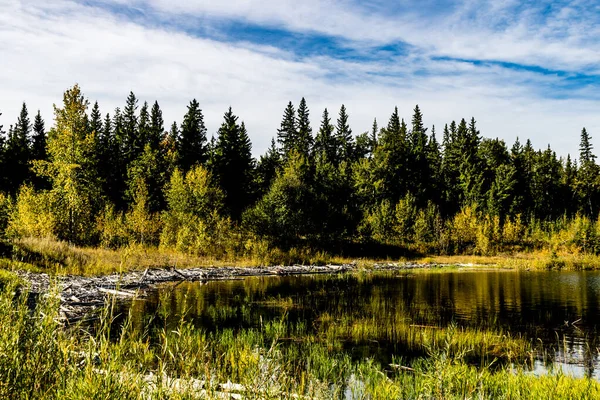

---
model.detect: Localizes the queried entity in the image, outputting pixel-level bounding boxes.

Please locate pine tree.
[179,99,208,173]
[366,107,408,206]
[149,101,164,151]
[335,104,353,163]
[89,102,102,135]
[277,101,297,159]
[256,138,281,197]
[579,128,595,165]
[138,101,151,150]
[32,111,47,161]
[0,111,5,193]
[212,108,255,220]
[457,118,484,208]
[295,97,313,158]
[122,91,141,163]
[370,118,378,156]
[426,126,442,205]
[576,128,599,216]
[314,108,336,162]
[407,105,430,205]
[5,103,32,193]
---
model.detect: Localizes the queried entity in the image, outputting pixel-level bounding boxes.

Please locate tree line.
[1,84,599,259]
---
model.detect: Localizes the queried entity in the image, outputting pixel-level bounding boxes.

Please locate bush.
[8,185,55,240]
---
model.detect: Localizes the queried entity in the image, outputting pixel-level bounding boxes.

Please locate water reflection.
[128,270,600,378]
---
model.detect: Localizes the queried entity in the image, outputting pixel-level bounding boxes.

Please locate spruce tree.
[335,104,353,163]
[370,118,378,155]
[426,126,443,205]
[296,97,313,158]
[149,101,164,151]
[256,138,281,197]
[122,91,141,163]
[179,99,208,172]
[212,108,255,220]
[89,102,103,135]
[138,101,151,149]
[5,103,32,193]
[30,111,49,190]
[314,108,336,162]
[579,128,595,165]
[407,105,430,205]
[277,101,297,158]
[576,128,599,216]
[367,107,408,205]
[0,111,5,193]
[32,111,47,161]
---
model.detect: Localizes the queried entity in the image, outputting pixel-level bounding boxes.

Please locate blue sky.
[1,0,600,157]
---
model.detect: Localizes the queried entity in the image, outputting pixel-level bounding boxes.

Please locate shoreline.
[14,262,493,321]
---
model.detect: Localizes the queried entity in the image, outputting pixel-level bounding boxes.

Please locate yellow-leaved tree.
[11,85,103,244]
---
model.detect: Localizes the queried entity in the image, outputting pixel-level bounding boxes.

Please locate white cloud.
[94,0,600,71]
[0,0,599,159]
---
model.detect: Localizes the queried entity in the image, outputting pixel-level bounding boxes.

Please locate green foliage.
[160,166,233,256]
[33,85,103,244]
[244,152,316,245]
[211,108,255,220]
[178,99,207,172]
[5,85,600,262]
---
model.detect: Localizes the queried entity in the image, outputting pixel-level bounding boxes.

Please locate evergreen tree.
[5,103,32,193]
[277,101,297,158]
[256,138,281,197]
[579,128,595,165]
[370,118,378,151]
[138,101,151,149]
[295,97,313,158]
[31,111,47,161]
[122,91,141,163]
[314,108,336,162]
[457,118,484,208]
[179,99,208,172]
[362,107,408,208]
[89,102,102,136]
[532,146,564,219]
[407,105,430,205]
[0,111,5,192]
[149,101,164,151]
[426,126,442,205]
[576,128,599,216]
[335,104,353,163]
[212,108,255,220]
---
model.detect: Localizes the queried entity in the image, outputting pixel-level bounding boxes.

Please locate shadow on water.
[121,270,600,378]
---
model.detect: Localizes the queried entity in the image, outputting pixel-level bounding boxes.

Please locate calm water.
[127,270,600,378]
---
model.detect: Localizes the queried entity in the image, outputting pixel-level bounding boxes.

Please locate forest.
[0,84,599,263]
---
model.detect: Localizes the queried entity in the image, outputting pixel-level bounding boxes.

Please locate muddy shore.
[14,262,478,321]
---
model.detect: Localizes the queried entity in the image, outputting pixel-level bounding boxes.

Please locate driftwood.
[98,288,137,298]
[16,264,355,322]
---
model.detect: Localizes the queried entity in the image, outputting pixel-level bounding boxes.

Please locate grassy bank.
[4,237,600,276]
[0,277,599,399]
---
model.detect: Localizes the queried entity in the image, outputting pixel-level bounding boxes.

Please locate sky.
[1,0,600,158]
